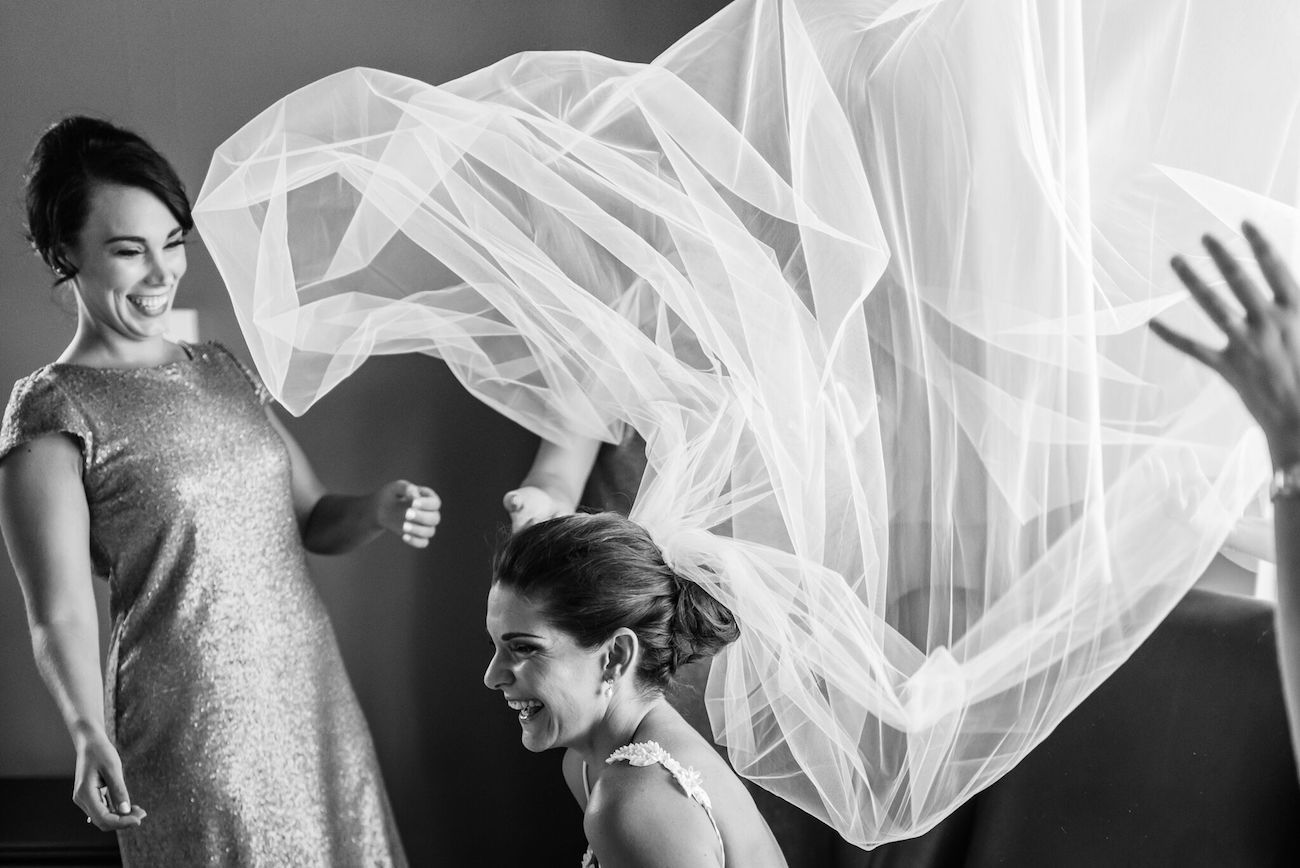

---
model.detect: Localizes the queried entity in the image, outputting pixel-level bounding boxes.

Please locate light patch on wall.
[165,307,199,343]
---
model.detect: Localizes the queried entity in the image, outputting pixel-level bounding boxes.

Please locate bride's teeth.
[507,699,543,720]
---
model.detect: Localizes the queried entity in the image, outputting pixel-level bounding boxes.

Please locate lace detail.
[581,741,722,867]
[606,741,714,813]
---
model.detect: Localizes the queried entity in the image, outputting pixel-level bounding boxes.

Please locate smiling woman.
[23,119,193,368]
[0,117,442,866]
[54,184,188,360]
[485,512,786,868]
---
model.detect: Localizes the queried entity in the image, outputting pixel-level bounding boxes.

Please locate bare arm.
[0,435,143,830]
[503,437,601,532]
[264,408,441,555]
[1223,514,1277,563]
[1151,221,1300,772]
[585,771,723,868]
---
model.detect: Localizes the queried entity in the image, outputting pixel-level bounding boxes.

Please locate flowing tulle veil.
[194,0,1300,847]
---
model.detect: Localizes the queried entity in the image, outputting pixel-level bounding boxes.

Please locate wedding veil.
[194,0,1300,847]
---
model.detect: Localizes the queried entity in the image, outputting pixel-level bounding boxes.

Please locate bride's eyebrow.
[501,632,543,641]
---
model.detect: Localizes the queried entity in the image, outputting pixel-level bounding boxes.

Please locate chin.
[521,725,565,754]
[521,733,554,753]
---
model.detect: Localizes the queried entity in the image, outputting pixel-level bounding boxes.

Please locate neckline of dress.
[48,341,199,373]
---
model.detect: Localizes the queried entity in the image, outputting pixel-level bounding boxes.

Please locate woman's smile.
[507,698,545,723]
[485,584,610,754]
[126,292,171,317]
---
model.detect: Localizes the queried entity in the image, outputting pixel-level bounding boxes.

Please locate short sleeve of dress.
[208,342,273,406]
[0,371,94,470]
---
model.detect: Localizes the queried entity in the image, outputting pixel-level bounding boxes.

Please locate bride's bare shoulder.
[585,762,721,867]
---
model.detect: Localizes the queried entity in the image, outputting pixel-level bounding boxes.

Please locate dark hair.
[23,116,193,284]
[492,512,740,690]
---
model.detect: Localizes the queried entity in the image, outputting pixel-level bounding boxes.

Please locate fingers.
[1243,221,1297,307]
[400,485,440,548]
[75,771,143,831]
[1170,255,1245,338]
[1202,234,1271,322]
[103,769,132,818]
[503,488,549,532]
[400,511,439,547]
[510,510,537,533]
[509,504,557,534]
[1149,319,1223,373]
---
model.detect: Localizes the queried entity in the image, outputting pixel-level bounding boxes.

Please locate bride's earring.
[602,676,615,697]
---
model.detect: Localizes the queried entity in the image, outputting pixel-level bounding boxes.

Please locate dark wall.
[0,1,725,863]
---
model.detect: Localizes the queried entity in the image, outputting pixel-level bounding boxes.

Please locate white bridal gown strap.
[580,741,724,868]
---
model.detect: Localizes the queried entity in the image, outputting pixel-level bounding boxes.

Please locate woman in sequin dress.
[0,117,437,866]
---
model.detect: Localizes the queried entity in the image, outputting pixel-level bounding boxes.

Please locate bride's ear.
[603,628,640,682]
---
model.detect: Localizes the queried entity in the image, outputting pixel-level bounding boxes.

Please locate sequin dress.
[0,342,406,867]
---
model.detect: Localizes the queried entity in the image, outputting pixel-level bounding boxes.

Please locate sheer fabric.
[194,0,1300,847]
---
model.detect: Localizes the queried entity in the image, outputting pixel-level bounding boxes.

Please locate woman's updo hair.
[23,116,193,284]
[492,512,740,690]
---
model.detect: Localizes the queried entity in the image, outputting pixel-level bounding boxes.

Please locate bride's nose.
[483,649,512,690]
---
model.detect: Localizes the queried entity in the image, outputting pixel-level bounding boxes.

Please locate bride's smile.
[485,584,612,754]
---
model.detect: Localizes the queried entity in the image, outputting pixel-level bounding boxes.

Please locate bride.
[193,0,1300,851]
[487,512,786,866]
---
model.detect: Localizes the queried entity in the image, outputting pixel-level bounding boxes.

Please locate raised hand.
[375,481,441,548]
[1150,222,1300,468]
[73,728,146,831]
[503,485,572,533]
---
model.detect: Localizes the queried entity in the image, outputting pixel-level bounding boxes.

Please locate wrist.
[368,490,388,532]
[1266,424,1300,470]
[518,477,579,512]
[70,719,107,745]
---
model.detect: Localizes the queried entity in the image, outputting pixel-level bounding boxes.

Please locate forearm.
[301,492,383,554]
[1274,496,1300,771]
[520,437,602,510]
[29,616,108,741]
[1224,515,1277,563]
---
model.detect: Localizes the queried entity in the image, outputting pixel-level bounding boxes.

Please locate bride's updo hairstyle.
[493,512,740,690]
[24,115,193,284]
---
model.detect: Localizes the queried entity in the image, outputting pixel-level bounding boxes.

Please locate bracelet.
[1270,461,1300,501]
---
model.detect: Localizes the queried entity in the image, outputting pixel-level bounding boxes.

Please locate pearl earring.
[602,677,614,696]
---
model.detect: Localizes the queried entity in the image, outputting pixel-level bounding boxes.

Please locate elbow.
[29,609,97,635]
[28,614,98,659]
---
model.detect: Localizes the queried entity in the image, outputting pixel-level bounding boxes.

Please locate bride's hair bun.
[667,571,739,674]
[493,511,740,690]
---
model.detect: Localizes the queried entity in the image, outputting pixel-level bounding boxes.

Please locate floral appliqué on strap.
[580,741,721,866]
[606,741,714,811]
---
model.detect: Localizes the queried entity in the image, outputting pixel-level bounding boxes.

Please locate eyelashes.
[111,238,187,257]
[486,640,540,658]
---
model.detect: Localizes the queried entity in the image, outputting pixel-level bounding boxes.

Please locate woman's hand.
[72,727,145,831]
[503,485,572,533]
[373,481,441,548]
[504,437,600,533]
[1150,222,1300,468]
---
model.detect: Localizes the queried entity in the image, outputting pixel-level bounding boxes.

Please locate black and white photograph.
[0,1,1298,865]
